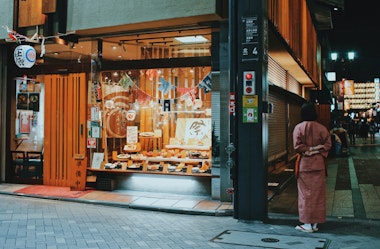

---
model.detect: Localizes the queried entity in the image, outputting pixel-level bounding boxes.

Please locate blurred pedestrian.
[330,130,342,156]
[293,102,332,233]
[369,119,376,143]
[348,119,356,145]
[359,118,369,141]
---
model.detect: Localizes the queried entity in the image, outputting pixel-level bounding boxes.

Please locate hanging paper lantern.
[14,45,36,68]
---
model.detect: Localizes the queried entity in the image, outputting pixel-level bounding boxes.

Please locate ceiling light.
[173,48,210,54]
[174,35,208,44]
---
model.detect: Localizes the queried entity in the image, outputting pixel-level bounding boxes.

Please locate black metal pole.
[231,0,269,221]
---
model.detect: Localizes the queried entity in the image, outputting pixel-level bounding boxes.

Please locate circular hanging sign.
[126,110,136,121]
[104,100,115,109]
[14,45,36,68]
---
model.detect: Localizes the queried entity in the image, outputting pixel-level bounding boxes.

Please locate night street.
[1,194,379,249]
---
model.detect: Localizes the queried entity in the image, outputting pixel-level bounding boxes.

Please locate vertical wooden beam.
[50,74,58,185]
[43,75,51,185]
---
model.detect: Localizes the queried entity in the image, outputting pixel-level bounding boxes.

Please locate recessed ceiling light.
[174,35,208,44]
[173,48,210,54]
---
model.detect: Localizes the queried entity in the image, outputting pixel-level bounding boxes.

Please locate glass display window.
[88,66,213,175]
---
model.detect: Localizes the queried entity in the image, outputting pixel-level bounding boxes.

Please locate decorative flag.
[3,25,38,44]
[137,89,152,103]
[197,72,212,93]
[158,77,175,95]
[177,87,196,97]
[3,25,75,46]
[146,69,158,80]
[40,37,46,57]
[180,88,197,107]
[161,99,171,112]
[119,73,134,90]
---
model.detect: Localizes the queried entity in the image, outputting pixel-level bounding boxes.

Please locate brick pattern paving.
[0,194,380,249]
[269,146,380,220]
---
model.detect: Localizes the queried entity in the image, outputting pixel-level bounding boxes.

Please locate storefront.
[86,31,216,195]
[5,23,225,198]
[1,1,326,213]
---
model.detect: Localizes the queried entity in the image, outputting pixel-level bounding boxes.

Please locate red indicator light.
[245,73,253,80]
[246,87,252,93]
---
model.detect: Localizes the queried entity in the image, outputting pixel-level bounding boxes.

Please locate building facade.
[0,0,334,219]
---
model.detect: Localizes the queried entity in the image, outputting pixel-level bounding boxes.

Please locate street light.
[331,52,338,61]
[330,51,355,62]
[327,51,357,116]
[347,51,355,60]
[329,51,356,80]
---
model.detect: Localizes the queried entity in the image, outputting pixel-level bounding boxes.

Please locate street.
[1,194,379,249]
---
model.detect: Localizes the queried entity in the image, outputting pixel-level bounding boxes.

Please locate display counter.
[88,145,215,178]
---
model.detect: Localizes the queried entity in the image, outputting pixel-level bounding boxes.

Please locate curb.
[0,190,233,217]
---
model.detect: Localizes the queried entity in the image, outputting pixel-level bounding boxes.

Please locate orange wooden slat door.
[43,73,87,187]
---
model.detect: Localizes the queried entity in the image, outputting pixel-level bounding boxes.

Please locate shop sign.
[127,126,138,144]
[126,110,136,121]
[14,45,36,68]
[243,107,258,123]
[242,95,258,123]
[87,138,96,148]
[242,16,259,61]
[229,92,236,115]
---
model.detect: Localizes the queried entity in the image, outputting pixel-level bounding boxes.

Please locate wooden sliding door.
[43,73,87,187]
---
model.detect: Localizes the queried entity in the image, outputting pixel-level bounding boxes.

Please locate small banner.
[198,72,212,93]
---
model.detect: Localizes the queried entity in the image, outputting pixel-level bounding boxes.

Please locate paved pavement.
[269,140,380,221]
[1,136,380,248]
[0,194,380,249]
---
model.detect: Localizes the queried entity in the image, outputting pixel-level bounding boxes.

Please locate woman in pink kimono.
[293,102,332,233]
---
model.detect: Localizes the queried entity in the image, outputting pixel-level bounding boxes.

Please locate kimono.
[293,121,332,224]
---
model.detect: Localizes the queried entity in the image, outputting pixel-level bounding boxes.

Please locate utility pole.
[230,0,269,221]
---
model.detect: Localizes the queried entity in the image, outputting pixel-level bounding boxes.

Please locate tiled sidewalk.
[0,182,233,216]
[1,143,379,220]
[269,145,380,220]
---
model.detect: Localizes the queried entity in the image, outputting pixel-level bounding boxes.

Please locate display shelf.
[143,156,210,164]
[164,144,211,151]
[88,167,216,178]
[90,148,213,177]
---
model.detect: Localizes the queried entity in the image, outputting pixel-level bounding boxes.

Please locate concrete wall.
[0,0,12,181]
[67,0,217,31]
[0,0,14,39]
[0,46,8,182]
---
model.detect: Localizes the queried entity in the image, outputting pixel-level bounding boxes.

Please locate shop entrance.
[41,73,87,187]
[10,73,87,186]
[12,77,45,184]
